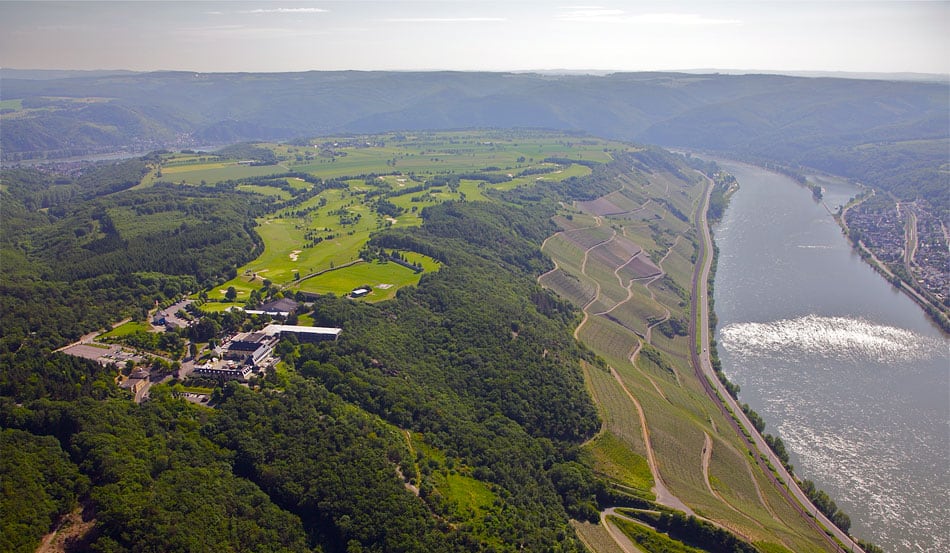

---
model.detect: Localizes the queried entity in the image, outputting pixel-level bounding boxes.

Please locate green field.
[586,431,655,497]
[434,471,495,517]
[296,258,435,301]
[609,516,706,553]
[165,132,634,306]
[158,162,290,185]
[0,98,23,111]
[236,184,292,199]
[99,320,152,338]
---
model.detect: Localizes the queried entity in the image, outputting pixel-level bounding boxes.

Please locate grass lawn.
[0,98,23,111]
[609,516,706,553]
[434,472,495,517]
[99,320,152,338]
[236,184,292,199]
[296,258,435,301]
[195,301,242,313]
[586,431,655,498]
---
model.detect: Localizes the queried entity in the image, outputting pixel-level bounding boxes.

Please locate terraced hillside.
[541,157,842,553]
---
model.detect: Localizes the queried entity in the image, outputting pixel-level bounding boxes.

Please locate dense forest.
[0,151,699,551]
[0,162,269,358]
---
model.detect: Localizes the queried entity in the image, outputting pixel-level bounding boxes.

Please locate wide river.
[708,160,948,553]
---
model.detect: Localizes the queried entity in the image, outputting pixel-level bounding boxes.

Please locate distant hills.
[2,69,947,209]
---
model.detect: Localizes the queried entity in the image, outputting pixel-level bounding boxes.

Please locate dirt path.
[400,430,420,496]
[600,508,648,553]
[701,432,716,497]
[627,341,667,401]
[573,218,616,340]
[609,365,694,515]
[36,504,96,553]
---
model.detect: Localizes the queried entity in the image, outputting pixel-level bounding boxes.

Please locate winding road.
[689,176,863,553]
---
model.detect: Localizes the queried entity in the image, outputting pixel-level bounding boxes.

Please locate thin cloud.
[557,8,624,20]
[556,8,739,25]
[629,13,740,25]
[174,24,325,40]
[383,17,507,23]
[241,7,328,14]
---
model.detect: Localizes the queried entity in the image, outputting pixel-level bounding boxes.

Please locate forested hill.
[2,146,711,552]
[4,70,946,210]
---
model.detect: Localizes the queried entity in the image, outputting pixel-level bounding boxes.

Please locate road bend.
[689,175,863,553]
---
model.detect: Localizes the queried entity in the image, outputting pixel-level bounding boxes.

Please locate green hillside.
[0,131,869,552]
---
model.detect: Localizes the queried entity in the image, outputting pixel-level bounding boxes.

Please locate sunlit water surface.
[709,160,949,553]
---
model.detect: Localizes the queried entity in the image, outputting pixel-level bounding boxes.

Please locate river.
[708,160,949,553]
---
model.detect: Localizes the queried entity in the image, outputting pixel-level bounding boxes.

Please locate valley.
[0,127,931,553]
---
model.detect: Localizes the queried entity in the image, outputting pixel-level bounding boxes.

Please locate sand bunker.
[289,250,302,262]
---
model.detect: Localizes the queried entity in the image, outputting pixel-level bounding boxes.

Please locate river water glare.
[708,160,949,553]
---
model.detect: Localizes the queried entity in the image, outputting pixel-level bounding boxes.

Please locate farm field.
[147,131,630,307]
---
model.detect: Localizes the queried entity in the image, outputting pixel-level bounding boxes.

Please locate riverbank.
[689,173,863,553]
[836,191,950,334]
[706,158,948,553]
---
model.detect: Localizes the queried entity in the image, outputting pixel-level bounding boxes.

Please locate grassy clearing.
[539,269,596,308]
[586,432,655,497]
[0,98,23,111]
[754,543,796,553]
[236,184,292,199]
[178,386,214,395]
[433,472,495,517]
[708,437,773,519]
[578,315,639,365]
[107,207,191,239]
[609,516,706,553]
[296,257,436,301]
[99,320,151,338]
[159,162,290,185]
[196,301,241,313]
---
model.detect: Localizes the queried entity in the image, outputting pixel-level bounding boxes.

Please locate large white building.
[193,360,255,381]
[262,324,342,342]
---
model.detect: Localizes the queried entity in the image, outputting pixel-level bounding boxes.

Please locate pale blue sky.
[1,1,947,74]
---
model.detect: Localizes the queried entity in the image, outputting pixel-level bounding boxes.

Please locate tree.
[225,286,237,301]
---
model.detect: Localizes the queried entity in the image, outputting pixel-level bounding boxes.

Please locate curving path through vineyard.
[546,211,694,514]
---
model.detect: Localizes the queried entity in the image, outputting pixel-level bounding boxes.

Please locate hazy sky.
[1,1,947,74]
